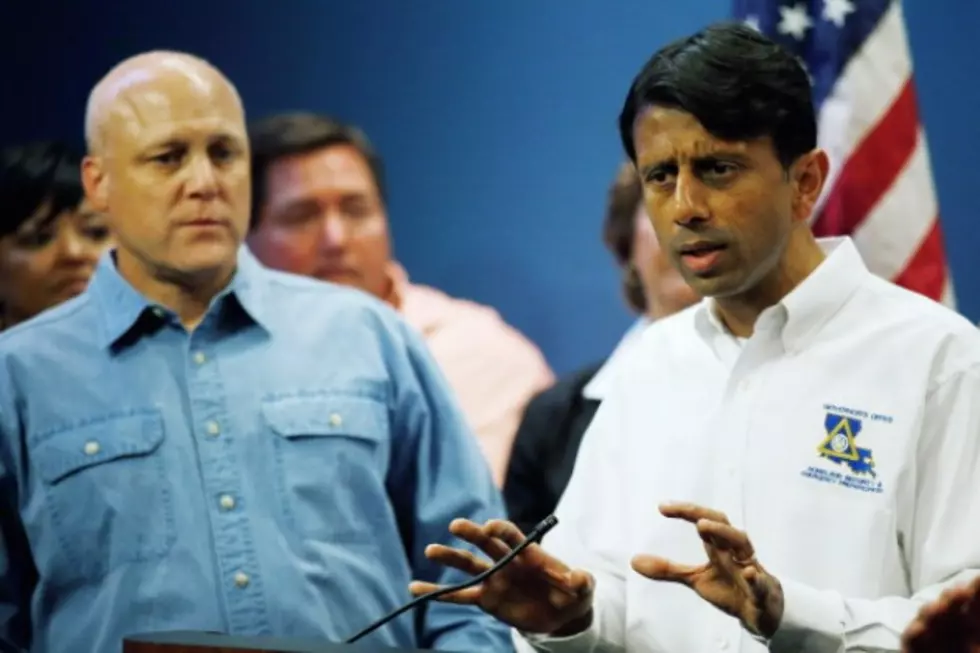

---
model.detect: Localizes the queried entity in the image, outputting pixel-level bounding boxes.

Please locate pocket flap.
[32,411,165,484]
[262,394,388,443]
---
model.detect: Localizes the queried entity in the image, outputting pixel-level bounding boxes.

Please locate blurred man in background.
[247,113,554,484]
[504,161,698,532]
[0,141,112,330]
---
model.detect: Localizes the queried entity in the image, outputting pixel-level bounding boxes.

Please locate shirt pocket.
[30,409,174,582]
[262,393,391,543]
[768,479,895,597]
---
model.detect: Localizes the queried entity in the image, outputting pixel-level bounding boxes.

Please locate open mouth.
[678,241,727,274]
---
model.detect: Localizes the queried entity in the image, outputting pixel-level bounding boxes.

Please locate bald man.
[0,51,512,653]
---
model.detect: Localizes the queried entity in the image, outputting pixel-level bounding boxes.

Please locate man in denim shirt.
[0,51,512,653]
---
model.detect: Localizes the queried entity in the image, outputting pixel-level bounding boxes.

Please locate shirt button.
[329,413,343,427]
[739,378,751,392]
[83,440,100,456]
[219,494,236,511]
[193,351,207,365]
[233,571,250,588]
[718,641,729,651]
[206,421,220,437]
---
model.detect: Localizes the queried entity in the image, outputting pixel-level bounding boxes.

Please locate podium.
[123,631,432,652]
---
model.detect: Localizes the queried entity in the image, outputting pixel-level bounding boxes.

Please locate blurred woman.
[0,141,112,329]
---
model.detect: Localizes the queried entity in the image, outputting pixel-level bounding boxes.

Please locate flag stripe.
[892,220,947,300]
[811,2,912,217]
[803,0,892,108]
[852,131,937,279]
[813,78,917,238]
[941,272,955,306]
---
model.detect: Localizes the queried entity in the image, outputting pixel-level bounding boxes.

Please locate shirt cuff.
[764,577,846,653]
[512,621,600,653]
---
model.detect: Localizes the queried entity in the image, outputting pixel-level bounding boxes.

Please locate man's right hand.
[408,518,595,636]
[901,575,980,653]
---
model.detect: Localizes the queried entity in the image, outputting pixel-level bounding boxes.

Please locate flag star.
[822,0,855,27]
[778,3,814,40]
[744,15,761,32]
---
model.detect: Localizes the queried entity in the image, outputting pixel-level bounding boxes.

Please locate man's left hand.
[631,502,784,638]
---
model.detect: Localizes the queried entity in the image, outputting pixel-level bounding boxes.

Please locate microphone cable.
[344,515,559,644]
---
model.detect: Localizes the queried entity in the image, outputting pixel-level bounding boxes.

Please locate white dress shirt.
[516,237,980,653]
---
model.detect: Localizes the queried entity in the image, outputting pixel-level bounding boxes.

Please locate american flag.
[732,0,955,307]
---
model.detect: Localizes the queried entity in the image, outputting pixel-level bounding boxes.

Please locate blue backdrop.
[3,0,977,373]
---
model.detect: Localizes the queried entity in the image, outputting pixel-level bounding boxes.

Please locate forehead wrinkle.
[85,51,244,156]
[163,58,216,97]
[87,67,156,155]
[638,107,750,162]
[651,140,747,166]
[106,93,152,151]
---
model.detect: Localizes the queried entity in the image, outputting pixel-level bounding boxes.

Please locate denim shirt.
[0,248,514,653]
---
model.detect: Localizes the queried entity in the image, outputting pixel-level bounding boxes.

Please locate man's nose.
[185,156,220,199]
[672,169,710,227]
[320,214,349,249]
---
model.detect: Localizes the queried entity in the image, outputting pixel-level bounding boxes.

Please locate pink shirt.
[386,263,554,485]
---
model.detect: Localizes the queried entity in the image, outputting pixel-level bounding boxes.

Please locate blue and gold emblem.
[815,412,876,478]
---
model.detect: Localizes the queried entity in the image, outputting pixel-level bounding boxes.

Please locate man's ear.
[81,155,109,213]
[791,148,830,224]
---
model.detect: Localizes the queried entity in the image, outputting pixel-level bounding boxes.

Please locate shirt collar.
[582,317,651,401]
[694,237,869,355]
[383,260,408,311]
[89,245,271,350]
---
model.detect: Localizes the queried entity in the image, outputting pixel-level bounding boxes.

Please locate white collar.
[694,236,869,356]
[582,317,651,401]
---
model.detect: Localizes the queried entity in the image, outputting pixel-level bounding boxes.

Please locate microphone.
[344,514,559,645]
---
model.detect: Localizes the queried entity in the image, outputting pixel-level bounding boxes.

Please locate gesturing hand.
[631,502,784,638]
[901,575,980,653]
[408,518,595,636]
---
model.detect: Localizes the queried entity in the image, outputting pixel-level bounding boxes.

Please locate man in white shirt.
[408,22,980,653]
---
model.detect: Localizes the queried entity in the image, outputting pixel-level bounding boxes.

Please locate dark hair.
[618,22,816,169]
[247,112,387,229]
[602,162,646,313]
[0,141,83,238]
